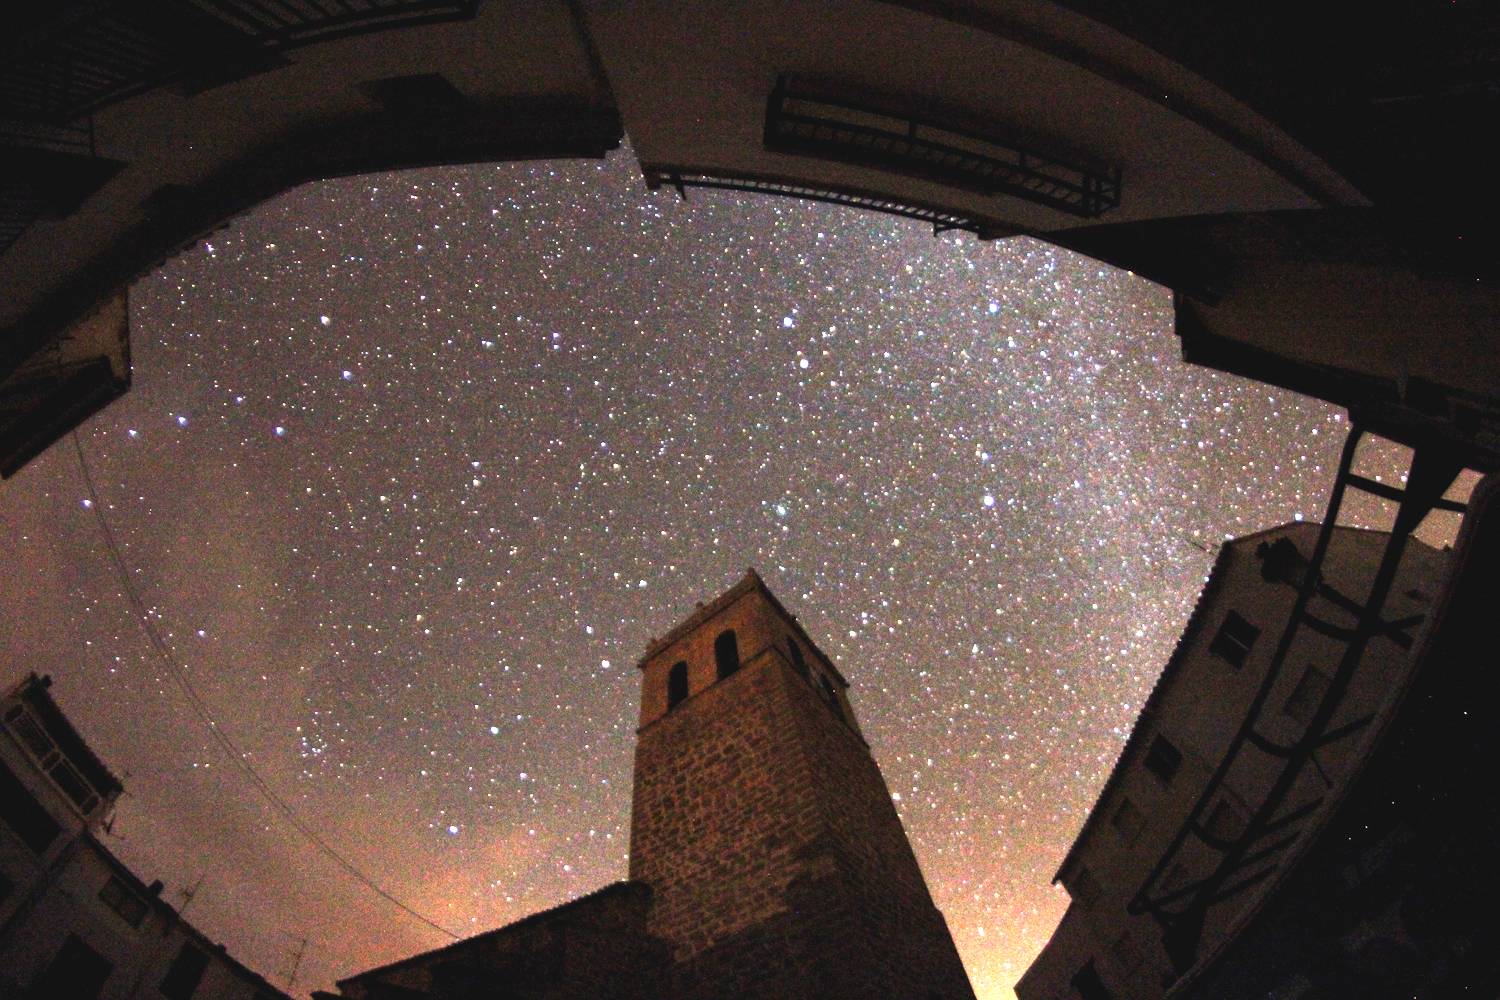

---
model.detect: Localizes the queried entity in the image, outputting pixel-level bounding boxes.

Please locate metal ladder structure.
[1127,424,1472,976]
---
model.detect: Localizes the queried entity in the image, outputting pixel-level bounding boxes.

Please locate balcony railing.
[642,167,1017,241]
[764,80,1121,220]
[4,702,107,817]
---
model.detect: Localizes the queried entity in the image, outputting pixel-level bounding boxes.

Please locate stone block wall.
[630,651,824,959]
[630,577,974,999]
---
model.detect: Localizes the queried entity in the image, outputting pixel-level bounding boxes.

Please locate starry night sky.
[1,148,1457,997]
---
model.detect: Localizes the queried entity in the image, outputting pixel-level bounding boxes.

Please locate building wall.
[1,837,283,1000]
[636,580,859,737]
[1169,473,1500,1000]
[633,649,822,958]
[0,676,289,1000]
[630,575,973,1000]
[336,881,670,1000]
[0,742,79,938]
[1017,525,1450,1000]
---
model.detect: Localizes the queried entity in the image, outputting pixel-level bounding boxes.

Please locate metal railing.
[764,80,1121,219]
[1129,425,1470,975]
[642,167,1015,240]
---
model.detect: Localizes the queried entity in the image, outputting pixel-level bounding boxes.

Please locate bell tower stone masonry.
[629,569,976,1000]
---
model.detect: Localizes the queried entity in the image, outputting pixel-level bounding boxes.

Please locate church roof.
[636,568,848,688]
[335,880,654,988]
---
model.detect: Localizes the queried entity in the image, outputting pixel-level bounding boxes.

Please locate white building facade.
[0,673,290,1000]
[1017,523,1451,1000]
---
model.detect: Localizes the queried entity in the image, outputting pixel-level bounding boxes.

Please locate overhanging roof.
[2,0,1497,477]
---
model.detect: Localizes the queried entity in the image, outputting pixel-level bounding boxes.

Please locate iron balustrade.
[642,167,1015,241]
[764,80,1121,219]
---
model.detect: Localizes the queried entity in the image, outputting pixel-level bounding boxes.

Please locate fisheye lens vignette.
[0,147,1438,998]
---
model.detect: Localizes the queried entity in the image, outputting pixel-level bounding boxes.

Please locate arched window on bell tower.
[715,630,739,680]
[787,637,809,679]
[667,660,689,710]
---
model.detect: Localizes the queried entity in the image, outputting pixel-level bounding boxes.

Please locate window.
[1070,960,1115,1000]
[714,630,739,680]
[1143,735,1183,786]
[667,661,688,710]
[4,704,104,814]
[159,942,210,1000]
[1283,665,1332,724]
[27,934,113,1000]
[1111,798,1145,843]
[0,757,61,854]
[1208,611,1260,668]
[4,705,55,760]
[46,759,97,813]
[99,875,149,928]
[1203,800,1246,844]
[786,638,809,679]
[1068,865,1102,907]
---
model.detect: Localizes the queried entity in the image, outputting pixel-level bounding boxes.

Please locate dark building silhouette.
[328,570,975,1000]
[5,4,1498,484]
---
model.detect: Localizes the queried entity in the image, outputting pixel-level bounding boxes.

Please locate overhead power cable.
[71,430,460,941]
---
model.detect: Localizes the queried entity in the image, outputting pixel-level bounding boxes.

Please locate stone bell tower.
[629,569,975,1000]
